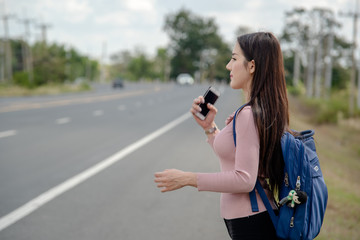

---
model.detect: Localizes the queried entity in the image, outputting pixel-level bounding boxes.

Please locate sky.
[1,0,358,62]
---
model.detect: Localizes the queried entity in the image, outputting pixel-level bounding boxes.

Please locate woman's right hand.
[190,96,217,130]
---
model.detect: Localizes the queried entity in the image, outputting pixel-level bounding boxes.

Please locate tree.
[9,41,99,87]
[127,51,154,81]
[109,48,156,81]
[281,7,350,98]
[153,48,170,81]
[281,8,308,88]
[109,50,132,80]
[164,8,230,81]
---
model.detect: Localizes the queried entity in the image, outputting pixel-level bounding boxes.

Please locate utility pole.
[37,22,51,44]
[0,40,4,82]
[358,50,360,108]
[293,50,300,87]
[86,49,91,81]
[36,21,51,60]
[306,41,315,98]
[306,11,317,98]
[323,14,339,99]
[18,15,35,83]
[324,32,334,99]
[314,37,323,99]
[340,0,360,115]
[1,1,15,82]
[65,45,72,81]
[99,41,107,83]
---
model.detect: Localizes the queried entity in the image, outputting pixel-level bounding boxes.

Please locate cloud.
[64,0,93,22]
[6,0,355,59]
[41,0,93,23]
[94,0,160,27]
[123,0,157,12]
[94,11,132,26]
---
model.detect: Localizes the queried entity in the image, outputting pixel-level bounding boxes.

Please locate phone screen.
[199,89,219,117]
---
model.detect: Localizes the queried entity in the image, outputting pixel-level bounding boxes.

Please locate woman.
[154,32,289,240]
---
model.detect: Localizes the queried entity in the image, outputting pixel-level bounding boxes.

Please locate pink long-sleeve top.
[196,106,275,219]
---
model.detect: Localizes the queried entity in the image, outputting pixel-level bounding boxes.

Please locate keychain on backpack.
[279,190,308,208]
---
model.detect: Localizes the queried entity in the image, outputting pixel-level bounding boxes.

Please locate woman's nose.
[226,62,231,71]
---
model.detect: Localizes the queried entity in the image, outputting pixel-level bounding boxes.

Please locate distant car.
[176,73,194,85]
[112,78,124,88]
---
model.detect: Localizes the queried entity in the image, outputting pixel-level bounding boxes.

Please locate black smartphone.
[195,86,220,120]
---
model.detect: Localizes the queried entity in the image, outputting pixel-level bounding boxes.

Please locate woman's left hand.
[154,169,197,193]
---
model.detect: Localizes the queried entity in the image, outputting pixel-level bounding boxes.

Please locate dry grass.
[289,96,360,240]
[0,83,91,97]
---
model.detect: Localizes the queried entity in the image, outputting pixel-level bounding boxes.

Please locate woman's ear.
[248,60,255,74]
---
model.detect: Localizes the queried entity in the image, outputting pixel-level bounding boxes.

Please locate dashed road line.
[0,88,160,113]
[55,118,71,125]
[0,130,17,139]
[93,110,104,116]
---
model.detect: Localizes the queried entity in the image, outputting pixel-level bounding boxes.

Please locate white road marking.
[0,130,17,139]
[118,105,126,111]
[55,118,71,125]
[93,110,104,116]
[0,111,192,232]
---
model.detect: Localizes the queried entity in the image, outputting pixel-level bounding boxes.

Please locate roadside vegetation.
[289,95,360,240]
[0,82,91,97]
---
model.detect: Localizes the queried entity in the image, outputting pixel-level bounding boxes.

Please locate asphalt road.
[0,82,243,240]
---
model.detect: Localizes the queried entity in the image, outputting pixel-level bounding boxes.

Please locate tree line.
[109,8,354,97]
[1,7,358,116]
[0,39,99,88]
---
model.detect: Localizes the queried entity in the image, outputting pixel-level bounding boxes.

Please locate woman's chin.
[229,81,240,90]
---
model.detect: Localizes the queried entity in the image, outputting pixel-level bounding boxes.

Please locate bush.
[303,91,351,124]
[288,86,302,97]
[12,72,35,88]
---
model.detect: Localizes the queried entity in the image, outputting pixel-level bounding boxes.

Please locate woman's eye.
[232,58,236,61]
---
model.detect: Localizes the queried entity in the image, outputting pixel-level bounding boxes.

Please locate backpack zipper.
[284,172,289,187]
[290,216,295,228]
[296,176,301,190]
[290,207,297,228]
[295,143,305,191]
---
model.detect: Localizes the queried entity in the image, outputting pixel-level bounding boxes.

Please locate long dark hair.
[237,32,289,191]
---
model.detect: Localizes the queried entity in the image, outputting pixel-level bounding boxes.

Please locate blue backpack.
[233,104,328,240]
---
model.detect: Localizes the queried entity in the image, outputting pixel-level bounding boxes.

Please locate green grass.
[289,96,360,240]
[0,83,91,97]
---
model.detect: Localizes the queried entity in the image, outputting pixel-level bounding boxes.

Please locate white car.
[176,73,194,85]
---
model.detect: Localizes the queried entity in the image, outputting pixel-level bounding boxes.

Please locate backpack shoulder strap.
[232,103,279,227]
[232,103,249,146]
[255,181,278,229]
[232,103,259,212]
